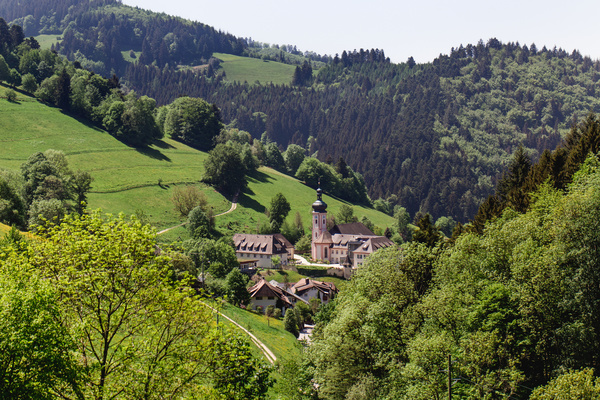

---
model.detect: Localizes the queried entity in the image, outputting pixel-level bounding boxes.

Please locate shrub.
[5,89,16,102]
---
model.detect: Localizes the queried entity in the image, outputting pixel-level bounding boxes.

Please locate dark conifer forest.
[3,0,600,224]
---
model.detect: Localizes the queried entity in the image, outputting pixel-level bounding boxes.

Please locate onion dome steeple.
[312,186,327,213]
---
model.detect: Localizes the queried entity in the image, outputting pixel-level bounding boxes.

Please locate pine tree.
[55,69,71,110]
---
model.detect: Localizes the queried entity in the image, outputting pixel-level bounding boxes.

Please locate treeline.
[1,19,371,208]
[4,0,246,76]
[123,39,600,225]
[287,113,600,400]
[6,0,600,224]
[472,112,600,231]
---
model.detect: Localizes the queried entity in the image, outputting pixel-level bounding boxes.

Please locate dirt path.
[214,198,237,217]
[156,194,238,236]
[202,302,277,364]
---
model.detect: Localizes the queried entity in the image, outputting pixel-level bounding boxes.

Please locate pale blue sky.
[121,0,600,63]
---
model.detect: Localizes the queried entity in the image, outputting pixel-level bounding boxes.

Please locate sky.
[120,0,600,64]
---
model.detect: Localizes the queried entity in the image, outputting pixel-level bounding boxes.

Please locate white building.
[233,233,293,269]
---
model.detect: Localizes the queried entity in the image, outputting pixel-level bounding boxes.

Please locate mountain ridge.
[2,0,600,224]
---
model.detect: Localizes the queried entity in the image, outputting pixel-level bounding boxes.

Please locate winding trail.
[156,193,238,236]
[202,302,277,364]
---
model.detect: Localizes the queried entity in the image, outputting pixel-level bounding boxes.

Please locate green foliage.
[0,55,10,82]
[206,329,274,400]
[203,142,247,196]
[295,235,311,253]
[434,215,456,237]
[294,301,312,325]
[226,268,251,306]
[269,192,291,232]
[19,211,218,398]
[264,142,285,171]
[336,204,358,224]
[284,308,299,338]
[295,156,370,205]
[0,175,25,228]
[394,206,411,235]
[19,150,93,229]
[302,156,600,399]
[27,198,65,228]
[280,211,305,244]
[5,88,16,101]
[187,205,214,239]
[284,143,306,175]
[163,96,222,151]
[307,245,419,399]
[412,213,442,247]
[0,261,80,398]
[530,368,600,400]
[184,237,238,279]
[171,184,208,218]
[21,72,37,92]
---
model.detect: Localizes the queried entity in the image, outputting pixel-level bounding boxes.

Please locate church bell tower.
[311,187,328,260]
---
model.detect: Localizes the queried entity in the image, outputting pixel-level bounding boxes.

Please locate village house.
[248,278,308,314]
[291,278,338,305]
[233,233,293,269]
[310,187,394,267]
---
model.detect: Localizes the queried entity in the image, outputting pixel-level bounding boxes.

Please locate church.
[310,187,394,267]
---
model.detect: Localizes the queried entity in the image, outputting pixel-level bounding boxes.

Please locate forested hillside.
[4,0,600,224]
[126,42,600,223]
[292,116,600,400]
[0,0,246,76]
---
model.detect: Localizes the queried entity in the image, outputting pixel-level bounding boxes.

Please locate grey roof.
[233,233,289,255]
[330,222,375,236]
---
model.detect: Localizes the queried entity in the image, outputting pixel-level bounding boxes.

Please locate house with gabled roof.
[233,233,291,269]
[291,278,338,305]
[248,278,308,314]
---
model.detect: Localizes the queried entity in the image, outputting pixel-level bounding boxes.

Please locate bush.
[284,309,299,337]
[5,89,16,102]
[273,308,282,318]
[256,306,263,314]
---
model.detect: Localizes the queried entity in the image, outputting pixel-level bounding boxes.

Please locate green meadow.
[218,166,396,236]
[213,53,296,85]
[34,34,62,50]
[0,84,395,239]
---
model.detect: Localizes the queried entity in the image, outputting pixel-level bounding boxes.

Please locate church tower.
[311,187,331,261]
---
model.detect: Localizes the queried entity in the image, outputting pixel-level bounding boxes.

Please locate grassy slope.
[218,166,396,236]
[0,85,230,233]
[215,301,303,399]
[0,222,10,237]
[34,34,62,50]
[0,85,394,238]
[213,53,296,85]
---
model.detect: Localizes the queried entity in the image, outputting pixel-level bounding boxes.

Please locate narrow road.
[214,197,237,217]
[202,302,277,364]
[156,193,238,236]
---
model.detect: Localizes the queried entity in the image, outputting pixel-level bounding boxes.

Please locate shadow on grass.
[153,139,176,149]
[135,145,171,161]
[239,192,265,214]
[58,110,105,132]
[248,170,274,184]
